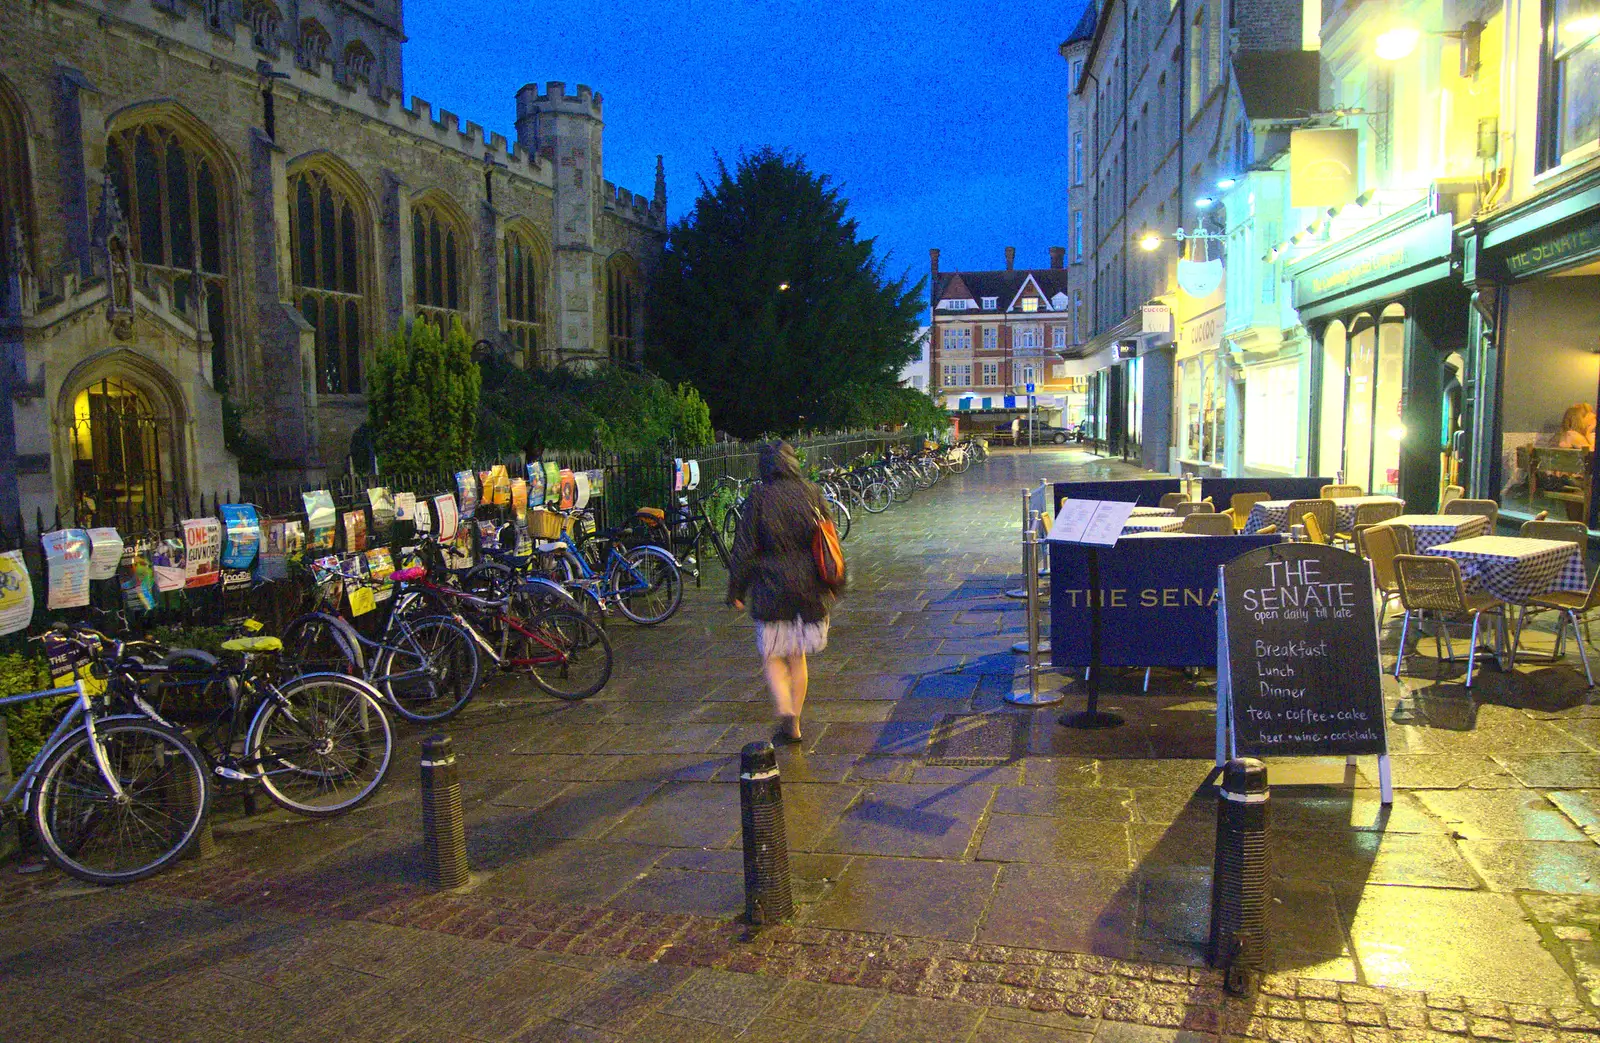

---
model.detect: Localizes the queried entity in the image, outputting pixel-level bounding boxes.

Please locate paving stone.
[807,856,1000,942]
[604,782,741,848]
[1457,840,1600,895]
[978,814,1132,867]
[763,979,885,1029]
[816,782,991,858]
[1414,791,1589,842]
[977,864,1140,958]
[475,841,667,904]
[854,992,985,1041]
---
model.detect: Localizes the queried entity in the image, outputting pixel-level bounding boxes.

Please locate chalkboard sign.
[1218,543,1387,759]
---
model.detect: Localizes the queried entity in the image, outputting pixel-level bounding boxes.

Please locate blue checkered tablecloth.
[1424,536,1587,603]
[1244,495,1405,535]
[1371,514,1488,552]
[1128,506,1175,517]
[1122,518,1184,534]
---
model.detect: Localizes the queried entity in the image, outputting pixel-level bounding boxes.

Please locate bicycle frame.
[0,681,128,811]
[399,583,583,673]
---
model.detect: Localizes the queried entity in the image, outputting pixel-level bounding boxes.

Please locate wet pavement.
[5,446,1600,1041]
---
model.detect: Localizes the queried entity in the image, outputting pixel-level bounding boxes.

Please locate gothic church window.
[344,41,377,85]
[298,19,332,67]
[504,227,548,368]
[606,255,640,364]
[106,118,232,388]
[290,166,368,394]
[246,0,282,51]
[412,196,467,328]
[0,80,34,316]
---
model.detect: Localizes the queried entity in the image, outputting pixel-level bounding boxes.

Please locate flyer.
[587,469,604,498]
[118,539,156,612]
[182,517,222,588]
[543,461,561,505]
[674,458,685,492]
[456,470,478,518]
[258,518,289,581]
[394,491,418,523]
[688,460,701,490]
[152,537,186,592]
[433,493,459,541]
[573,471,591,510]
[558,468,577,510]
[220,504,260,570]
[42,528,91,609]
[364,547,396,602]
[445,526,475,569]
[222,567,253,591]
[0,549,35,637]
[343,509,368,553]
[368,487,396,542]
[304,490,336,550]
[511,479,528,523]
[413,498,432,534]
[527,462,547,506]
[87,527,124,581]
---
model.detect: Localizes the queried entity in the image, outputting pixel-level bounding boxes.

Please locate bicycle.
[280,558,483,723]
[533,509,683,626]
[0,629,210,884]
[130,628,395,817]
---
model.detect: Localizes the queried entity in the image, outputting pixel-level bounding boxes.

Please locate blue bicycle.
[494,508,683,626]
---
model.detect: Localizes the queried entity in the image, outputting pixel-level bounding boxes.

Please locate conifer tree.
[367,317,481,471]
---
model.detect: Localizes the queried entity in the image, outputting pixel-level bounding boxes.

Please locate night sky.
[403,0,1089,307]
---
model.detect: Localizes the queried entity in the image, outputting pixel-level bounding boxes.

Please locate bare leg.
[764,656,795,728]
[787,654,809,731]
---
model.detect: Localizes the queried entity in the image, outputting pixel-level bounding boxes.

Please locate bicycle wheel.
[827,496,852,540]
[862,481,891,513]
[509,609,613,699]
[376,616,482,722]
[608,546,683,625]
[463,561,518,601]
[31,718,210,885]
[722,502,742,545]
[891,473,914,503]
[950,451,970,474]
[281,613,361,674]
[248,674,394,816]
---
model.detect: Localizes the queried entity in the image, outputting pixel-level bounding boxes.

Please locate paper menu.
[1047,500,1137,547]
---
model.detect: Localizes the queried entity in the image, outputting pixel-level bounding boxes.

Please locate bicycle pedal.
[213,765,254,781]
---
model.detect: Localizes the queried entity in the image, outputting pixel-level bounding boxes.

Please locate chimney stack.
[929,248,940,278]
[1049,246,1065,269]
[1005,246,1016,270]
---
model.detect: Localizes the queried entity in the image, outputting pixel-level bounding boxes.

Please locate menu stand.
[1060,545,1124,729]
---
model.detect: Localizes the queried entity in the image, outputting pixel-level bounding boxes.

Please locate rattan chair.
[1392,554,1507,687]
[1255,524,1278,535]
[1513,569,1600,687]
[1301,511,1330,544]
[1286,499,1336,543]
[1158,492,1187,510]
[1357,525,1402,623]
[1229,492,1271,532]
[1339,500,1403,549]
[1320,484,1364,499]
[1521,519,1586,546]
[1182,512,1236,535]
[1174,499,1216,517]
[1443,497,1499,531]
[1387,523,1417,555]
[1440,483,1465,509]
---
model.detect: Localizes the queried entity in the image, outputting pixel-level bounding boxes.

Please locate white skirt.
[755,616,830,659]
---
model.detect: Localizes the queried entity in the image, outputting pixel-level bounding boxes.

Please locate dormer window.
[981,296,997,309]
[1021,298,1039,312]
[944,299,970,311]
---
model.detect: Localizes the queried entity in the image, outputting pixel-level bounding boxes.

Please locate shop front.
[1466,169,1600,531]
[1291,204,1467,511]
[1175,306,1227,476]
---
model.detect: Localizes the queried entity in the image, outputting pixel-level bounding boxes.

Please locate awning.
[1056,342,1119,377]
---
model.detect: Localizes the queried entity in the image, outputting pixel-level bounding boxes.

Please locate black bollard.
[1208,757,1270,994]
[420,735,469,890]
[739,741,794,925]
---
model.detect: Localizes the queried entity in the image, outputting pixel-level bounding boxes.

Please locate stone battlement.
[514,81,605,119]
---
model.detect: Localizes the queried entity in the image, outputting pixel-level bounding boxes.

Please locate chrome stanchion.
[1007,516,1063,706]
[1005,488,1034,599]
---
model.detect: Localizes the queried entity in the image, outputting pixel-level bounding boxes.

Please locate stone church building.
[0,0,666,531]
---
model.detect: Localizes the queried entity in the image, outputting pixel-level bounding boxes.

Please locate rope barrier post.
[739,741,794,925]
[1006,513,1063,706]
[421,734,470,890]
[1005,488,1032,599]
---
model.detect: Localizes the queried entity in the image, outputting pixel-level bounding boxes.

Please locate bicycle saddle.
[221,636,283,654]
[636,507,666,522]
[391,565,427,582]
[535,541,565,554]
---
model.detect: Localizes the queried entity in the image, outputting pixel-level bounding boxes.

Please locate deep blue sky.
[403,1,1088,302]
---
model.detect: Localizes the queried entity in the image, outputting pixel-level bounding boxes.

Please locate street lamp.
[1137,231,1162,252]
[1374,20,1484,76]
[1374,25,1421,60]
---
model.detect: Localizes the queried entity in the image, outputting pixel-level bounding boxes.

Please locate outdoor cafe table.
[1423,535,1587,604]
[1370,513,1489,552]
[1128,506,1175,517]
[1244,495,1405,535]
[1122,517,1184,534]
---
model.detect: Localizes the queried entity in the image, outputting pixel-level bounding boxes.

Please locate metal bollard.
[1007,517,1063,705]
[420,735,470,890]
[739,741,794,925]
[1208,758,1270,995]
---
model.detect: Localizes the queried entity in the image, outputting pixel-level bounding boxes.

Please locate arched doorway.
[65,373,180,530]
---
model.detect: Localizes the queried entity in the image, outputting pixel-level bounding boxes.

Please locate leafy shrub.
[0,654,62,778]
[477,361,715,454]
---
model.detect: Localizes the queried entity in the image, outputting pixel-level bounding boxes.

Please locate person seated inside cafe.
[1558,402,1596,451]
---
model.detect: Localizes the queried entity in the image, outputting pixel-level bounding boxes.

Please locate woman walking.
[728,442,843,745]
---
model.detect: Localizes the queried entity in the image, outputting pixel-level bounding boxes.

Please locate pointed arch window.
[503,227,547,368]
[245,0,282,52]
[344,41,377,85]
[412,197,466,328]
[0,83,35,316]
[106,119,232,388]
[290,166,368,394]
[606,257,640,364]
[298,19,331,68]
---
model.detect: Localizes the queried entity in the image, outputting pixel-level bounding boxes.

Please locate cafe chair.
[1440,484,1465,510]
[1443,497,1499,531]
[1520,518,1589,576]
[1255,524,1278,535]
[1287,499,1336,543]
[1174,499,1216,517]
[1158,492,1187,510]
[1301,512,1330,544]
[1320,483,1364,499]
[1357,525,1403,624]
[1388,523,1417,555]
[1182,512,1236,535]
[1339,500,1403,549]
[1511,570,1600,687]
[1229,492,1271,531]
[1392,554,1508,688]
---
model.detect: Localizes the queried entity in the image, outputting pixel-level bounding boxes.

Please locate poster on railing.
[220,504,260,570]
[0,549,35,636]
[152,536,186,592]
[445,526,474,569]
[688,460,700,490]
[343,510,367,553]
[573,471,591,509]
[673,458,685,492]
[558,469,577,510]
[303,490,336,550]
[587,469,604,498]
[511,479,528,523]
[394,491,417,524]
[364,547,395,602]
[413,498,432,534]
[182,517,221,588]
[258,519,288,581]
[433,493,458,541]
[456,470,478,518]
[42,528,90,609]
[118,539,156,612]
[527,462,547,506]
[368,487,396,543]
[542,461,561,506]
[86,527,124,581]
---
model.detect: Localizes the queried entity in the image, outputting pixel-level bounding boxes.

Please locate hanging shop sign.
[1292,212,1453,307]
[1289,129,1358,208]
[1177,258,1224,300]
[1141,304,1172,336]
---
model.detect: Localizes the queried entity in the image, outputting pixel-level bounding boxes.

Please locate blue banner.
[1048,534,1282,668]
[220,504,260,571]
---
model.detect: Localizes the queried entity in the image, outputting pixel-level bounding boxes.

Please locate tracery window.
[290,167,368,394]
[106,119,232,388]
[298,19,331,67]
[0,82,34,315]
[503,227,547,368]
[605,256,640,364]
[344,41,377,85]
[411,197,466,327]
[246,0,282,51]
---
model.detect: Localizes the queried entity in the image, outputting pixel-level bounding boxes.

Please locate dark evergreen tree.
[646,148,926,437]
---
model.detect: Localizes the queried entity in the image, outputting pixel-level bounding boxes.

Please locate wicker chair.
[1440,483,1465,510]
[1357,525,1403,623]
[1393,554,1507,687]
[1182,512,1236,535]
[1513,569,1600,687]
[1286,499,1336,543]
[1174,499,1216,517]
[1301,511,1330,544]
[1158,492,1187,510]
[1229,492,1271,532]
[1320,484,1364,499]
[1255,523,1278,535]
[1443,497,1499,531]
[1520,519,1588,546]
[1339,500,1404,549]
